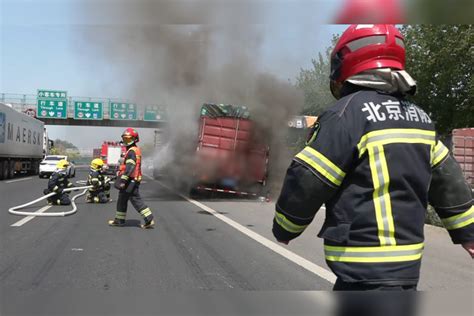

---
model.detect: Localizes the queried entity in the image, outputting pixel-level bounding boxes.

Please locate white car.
[39,155,76,178]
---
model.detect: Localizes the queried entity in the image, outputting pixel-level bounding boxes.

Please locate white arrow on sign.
[49,111,55,117]
[85,113,91,118]
[121,114,126,119]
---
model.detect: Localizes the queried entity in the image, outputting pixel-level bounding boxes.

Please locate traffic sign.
[37,89,68,119]
[144,105,165,121]
[37,90,67,99]
[74,101,103,120]
[109,102,137,120]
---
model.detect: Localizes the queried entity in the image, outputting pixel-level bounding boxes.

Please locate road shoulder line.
[5,177,33,184]
[144,175,336,284]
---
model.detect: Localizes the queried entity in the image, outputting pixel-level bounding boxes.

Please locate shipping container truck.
[452,128,474,187]
[100,141,126,175]
[191,103,269,196]
[0,102,46,179]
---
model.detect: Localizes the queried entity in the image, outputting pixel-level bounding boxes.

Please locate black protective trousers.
[116,183,152,221]
[333,279,418,316]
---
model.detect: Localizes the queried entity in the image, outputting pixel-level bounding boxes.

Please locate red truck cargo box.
[452,128,474,186]
[193,104,269,193]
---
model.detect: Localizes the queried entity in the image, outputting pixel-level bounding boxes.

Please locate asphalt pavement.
[0,168,472,315]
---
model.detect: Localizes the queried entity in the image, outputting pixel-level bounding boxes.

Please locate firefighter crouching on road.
[108,128,154,229]
[273,24,474,291]
[44,159,74,205]
[86,158,111,203]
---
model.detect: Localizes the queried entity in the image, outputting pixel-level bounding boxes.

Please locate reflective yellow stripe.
[274,211,308,234]
[441,206,474,230]
[431,140,449,167]
[295,146,346,186]
[379,146,395,244]
[325,243,424,263]
[121,175,129,180]
[368,145,396,246]
[140,208,152,217]
[358,128,436,158]
[115,211,126,219]
[125,159,136,165]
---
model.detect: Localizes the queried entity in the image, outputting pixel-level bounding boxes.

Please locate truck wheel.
[0,161,5,180]
[2,161,9,180]
[8,161,15,179]
[33,162,40,175]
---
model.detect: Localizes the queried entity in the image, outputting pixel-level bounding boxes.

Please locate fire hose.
[8,185,93,217]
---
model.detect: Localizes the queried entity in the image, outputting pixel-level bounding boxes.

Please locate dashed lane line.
[143,174,336,284]
[5,177,33,184]
[10,205,52,227]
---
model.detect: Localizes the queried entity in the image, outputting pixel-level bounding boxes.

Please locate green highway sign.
[74,101,103,120]
[109,102,137,120]
[37,89,67,99]
[37,89,68,119]
[144,105,165,121]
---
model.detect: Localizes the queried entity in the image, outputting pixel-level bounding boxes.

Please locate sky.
[1,0,348,149]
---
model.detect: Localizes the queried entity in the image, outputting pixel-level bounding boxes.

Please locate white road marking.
[143,174,336,284]
[10,205,52,227]
[5,177,33,184]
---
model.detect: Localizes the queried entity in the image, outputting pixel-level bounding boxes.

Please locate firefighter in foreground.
[44,159,74,205]
[108,128,154,228]
[86,158,111,203]
[273,25,474,291]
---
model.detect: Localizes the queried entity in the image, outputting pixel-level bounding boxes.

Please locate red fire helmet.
[121,128,139,145]
[330,24,406,84]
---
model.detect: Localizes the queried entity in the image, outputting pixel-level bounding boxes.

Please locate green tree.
[401,25,473,135]
[296,35,339,116]
[50,139,79,158]
[53,139,78,150]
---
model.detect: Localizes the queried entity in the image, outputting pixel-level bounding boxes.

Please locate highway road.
[1,167,472,315]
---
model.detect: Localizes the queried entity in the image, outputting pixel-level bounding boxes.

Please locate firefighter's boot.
[141,219,155,229]
[108,219,125,227]
[85,194,93,203]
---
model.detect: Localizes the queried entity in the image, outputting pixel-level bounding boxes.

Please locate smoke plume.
[76,0,304,196]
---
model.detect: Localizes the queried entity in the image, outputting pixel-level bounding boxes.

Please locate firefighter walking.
[109,128,154,229]
[273,24,474,294]
[86,158,111,203]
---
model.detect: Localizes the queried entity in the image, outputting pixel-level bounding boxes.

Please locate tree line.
[296,25,473,135]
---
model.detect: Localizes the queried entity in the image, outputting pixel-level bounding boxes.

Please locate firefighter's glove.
[43,188,50,195]
[114,179,127,190]
[56,188,64,194]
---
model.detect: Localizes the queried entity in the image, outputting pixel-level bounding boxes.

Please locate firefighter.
[44,159,74,205]
[273,25,474,292]
[108,128,154,228]
[86,158,111,203]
